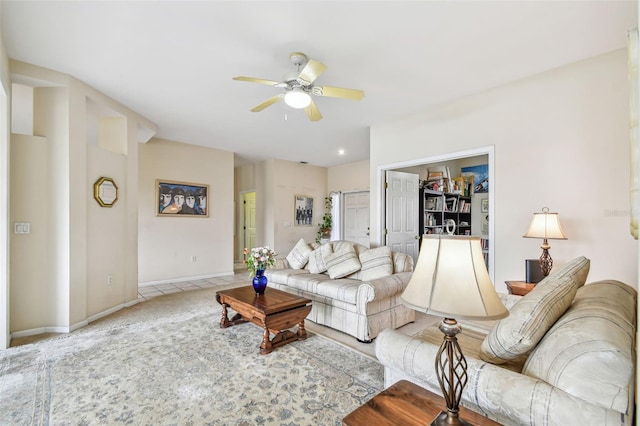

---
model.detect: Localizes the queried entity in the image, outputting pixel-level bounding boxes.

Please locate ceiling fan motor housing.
[289,52,308,67]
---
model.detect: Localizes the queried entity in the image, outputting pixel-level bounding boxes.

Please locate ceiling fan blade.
[233,76,280,86]
[297,60,327,86]
[304,100,323,121]
[251,95,283,112]
[314,85,365,101]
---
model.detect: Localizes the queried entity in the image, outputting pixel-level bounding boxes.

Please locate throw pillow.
[359,246,393,281]
[286,238,312,269]
[324,244,362,279]
[479,256,590,364]
[307,244,332,274]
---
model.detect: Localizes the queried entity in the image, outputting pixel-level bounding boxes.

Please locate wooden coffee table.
[343,380,502,425]
[215,286,312,355]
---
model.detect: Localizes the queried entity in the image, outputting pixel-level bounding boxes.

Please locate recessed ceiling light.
[337,150,345,155]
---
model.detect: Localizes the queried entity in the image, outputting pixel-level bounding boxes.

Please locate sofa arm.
[499,293,522,310]
[375,329,629,426]
[355,272,412,313]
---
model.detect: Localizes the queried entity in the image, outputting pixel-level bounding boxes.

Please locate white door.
[243,192,256,252]
[343,191,370,247]
[385,171,419,263]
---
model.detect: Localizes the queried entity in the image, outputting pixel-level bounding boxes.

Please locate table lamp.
[401,234,508,426]
[523,207,567,276]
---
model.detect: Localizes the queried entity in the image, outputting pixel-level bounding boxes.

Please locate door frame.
[377,146,495,280]
[0,79,8,349]
[238,190,256,262]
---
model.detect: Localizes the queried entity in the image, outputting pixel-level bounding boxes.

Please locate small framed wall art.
[93,177,118,207]
[157,179,209,217]
[294,195,313,226]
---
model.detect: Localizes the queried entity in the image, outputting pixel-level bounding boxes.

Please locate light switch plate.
[14,222,30,234]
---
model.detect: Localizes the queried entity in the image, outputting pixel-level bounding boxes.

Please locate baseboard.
[11,298,141,339]
[138,271,235,287]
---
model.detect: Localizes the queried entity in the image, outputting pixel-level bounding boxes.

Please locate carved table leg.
[260,327,273,355]
[297,320,307,340]
[220,303,230,328]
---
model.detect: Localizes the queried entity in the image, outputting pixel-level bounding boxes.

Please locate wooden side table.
[342,380,501,426]
[505,280,535,296]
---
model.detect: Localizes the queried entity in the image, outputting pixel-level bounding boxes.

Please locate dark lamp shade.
[401,235,508,321]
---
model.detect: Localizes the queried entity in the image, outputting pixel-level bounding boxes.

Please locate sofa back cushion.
[307,244,332,274]
[522,280,637,414]
[359,246,393,281]
[479,256,590,364]
[324,244,362,279]
[392,251,414,273]
[286,238,312,269]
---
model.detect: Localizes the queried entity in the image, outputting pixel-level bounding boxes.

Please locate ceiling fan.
[233,52,365,121]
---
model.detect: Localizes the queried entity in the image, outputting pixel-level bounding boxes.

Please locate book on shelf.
[458,199,471,213]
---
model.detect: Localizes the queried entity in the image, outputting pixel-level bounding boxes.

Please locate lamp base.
[431,411,472,426]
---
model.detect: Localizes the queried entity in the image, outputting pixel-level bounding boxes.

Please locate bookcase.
[419,189,472,238]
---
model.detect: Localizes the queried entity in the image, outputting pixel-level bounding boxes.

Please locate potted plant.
[316,196,333,243]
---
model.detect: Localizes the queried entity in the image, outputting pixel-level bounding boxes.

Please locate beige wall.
[138,138,234,284]
[272,159,327,254]
[237,159,327,257]
[9,61,154,335]
[371,49,638,292]
[328,159,370,193]
[9,135,49,330]
[0,26,9,347]
[86,143,127,316]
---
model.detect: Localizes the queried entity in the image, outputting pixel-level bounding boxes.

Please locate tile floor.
[137,270,247,301]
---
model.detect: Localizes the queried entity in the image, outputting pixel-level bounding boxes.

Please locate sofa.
[264,239,415,342]
[376,256,637,426]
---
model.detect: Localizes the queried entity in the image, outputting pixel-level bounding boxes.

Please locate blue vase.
[252,269,268,295]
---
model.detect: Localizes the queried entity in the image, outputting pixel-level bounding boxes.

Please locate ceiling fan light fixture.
[284,88,311,109]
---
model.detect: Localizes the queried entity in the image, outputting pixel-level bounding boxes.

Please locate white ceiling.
[1,1,637,167]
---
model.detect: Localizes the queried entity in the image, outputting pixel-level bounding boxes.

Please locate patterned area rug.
[0,287,383,425]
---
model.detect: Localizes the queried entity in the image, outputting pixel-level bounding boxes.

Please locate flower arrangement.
[243,246,278,277]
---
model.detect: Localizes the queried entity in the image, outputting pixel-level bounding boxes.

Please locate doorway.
[380,146,495,280]
[241,191,256,261]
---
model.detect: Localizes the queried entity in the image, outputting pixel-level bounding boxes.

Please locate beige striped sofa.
[376,256,637,426]
[264,239,415,342]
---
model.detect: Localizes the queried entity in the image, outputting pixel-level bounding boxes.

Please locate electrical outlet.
[107,275,113,285]
[190,255,197,262]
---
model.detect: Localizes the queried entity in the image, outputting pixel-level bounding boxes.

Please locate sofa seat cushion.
[523,280,637,414]
[266,268,310,283]
[285,274,362,304]
[480,256,590,364]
